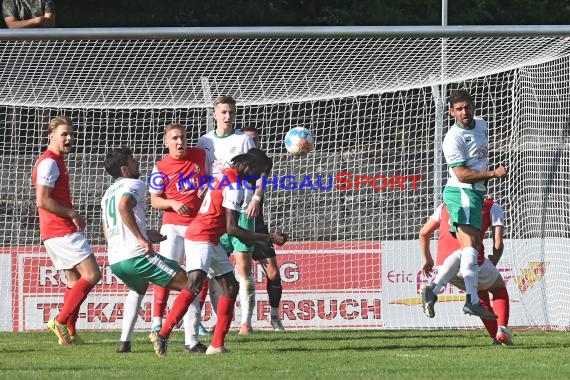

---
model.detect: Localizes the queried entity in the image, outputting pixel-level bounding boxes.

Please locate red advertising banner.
[3,241,381,331]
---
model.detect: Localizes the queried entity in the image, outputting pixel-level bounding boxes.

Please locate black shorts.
[252,224,277,261]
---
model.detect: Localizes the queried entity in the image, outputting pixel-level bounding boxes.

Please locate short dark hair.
[247,148,272,173]
[241,126,259,134]
[448,89,474,107]
[231,150,272,176]
[104,147,133,179]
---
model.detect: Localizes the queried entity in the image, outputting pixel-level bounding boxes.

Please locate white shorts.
[43,232,93,270]
[184,240,234,278]
[159,224,187,264]
[449,257,500,291]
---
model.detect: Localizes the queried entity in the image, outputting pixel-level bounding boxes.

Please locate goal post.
[1,26,570,332]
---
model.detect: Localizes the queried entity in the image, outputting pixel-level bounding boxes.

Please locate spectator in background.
[3,0,56,28]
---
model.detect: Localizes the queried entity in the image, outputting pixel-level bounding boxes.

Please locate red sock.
[63,287,77,336]
[68,290,90,336]
[199,280,209,310]
[478,291,497,338]
[67,308,79,336]
[211,296,235,348]
[56,278,94,324]
[490,287,510,328]
[153,285,171,318]
[158,289,194,339]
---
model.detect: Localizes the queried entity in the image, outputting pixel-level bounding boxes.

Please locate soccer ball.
[284,127,315,157]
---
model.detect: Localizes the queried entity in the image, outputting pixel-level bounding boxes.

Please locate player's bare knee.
[489,275,506,290]
[265,268,281,283]
[84,268,102,284]
[186,270,207,296]
[224,278,240,299]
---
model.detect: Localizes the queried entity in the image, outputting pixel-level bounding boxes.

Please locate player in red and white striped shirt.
[32,116,102,345]
[152,150,287,356]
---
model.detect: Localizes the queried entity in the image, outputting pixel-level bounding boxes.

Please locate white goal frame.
[1,26,570,332]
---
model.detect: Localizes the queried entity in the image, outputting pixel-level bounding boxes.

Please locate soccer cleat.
[148,325,161,343]
[116,341,132,353]
[205,345,230,355]
[48,318,72,346]
[496,326,514,346]
[69,334,85,345]
[184,342,208,354]
[198,323,211,336]
[60,334,84,345]
[238,323,253,336]
[421,284,438,318]
[270,316,285,332]
[463,301,498,320]
[153,335,168,357]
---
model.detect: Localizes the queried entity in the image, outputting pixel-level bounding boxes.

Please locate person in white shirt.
[197,95,264,335]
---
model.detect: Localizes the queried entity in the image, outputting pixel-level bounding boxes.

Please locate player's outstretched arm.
[226,208,287,246]
[488,225,505,266]
[452,165,506,184]
[418,218,439,277]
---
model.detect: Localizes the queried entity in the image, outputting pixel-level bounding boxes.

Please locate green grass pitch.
[1,329,569,379]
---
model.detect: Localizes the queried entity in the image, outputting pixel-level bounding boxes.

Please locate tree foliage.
[53,0,570,27]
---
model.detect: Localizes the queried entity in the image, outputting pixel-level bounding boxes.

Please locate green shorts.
[442,186,485,232]
[110,253,180,292]
[220,213,255,254]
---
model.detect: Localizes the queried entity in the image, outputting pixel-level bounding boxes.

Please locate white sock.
[208,277,221,321]
[432,250,461,293]
[120,290,143,342]
[183,297,201,347]
[239,275,256,325]
[151,316,162,330]
[460,247,480,304]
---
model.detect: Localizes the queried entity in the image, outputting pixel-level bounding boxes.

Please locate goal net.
[1,28,569,331]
